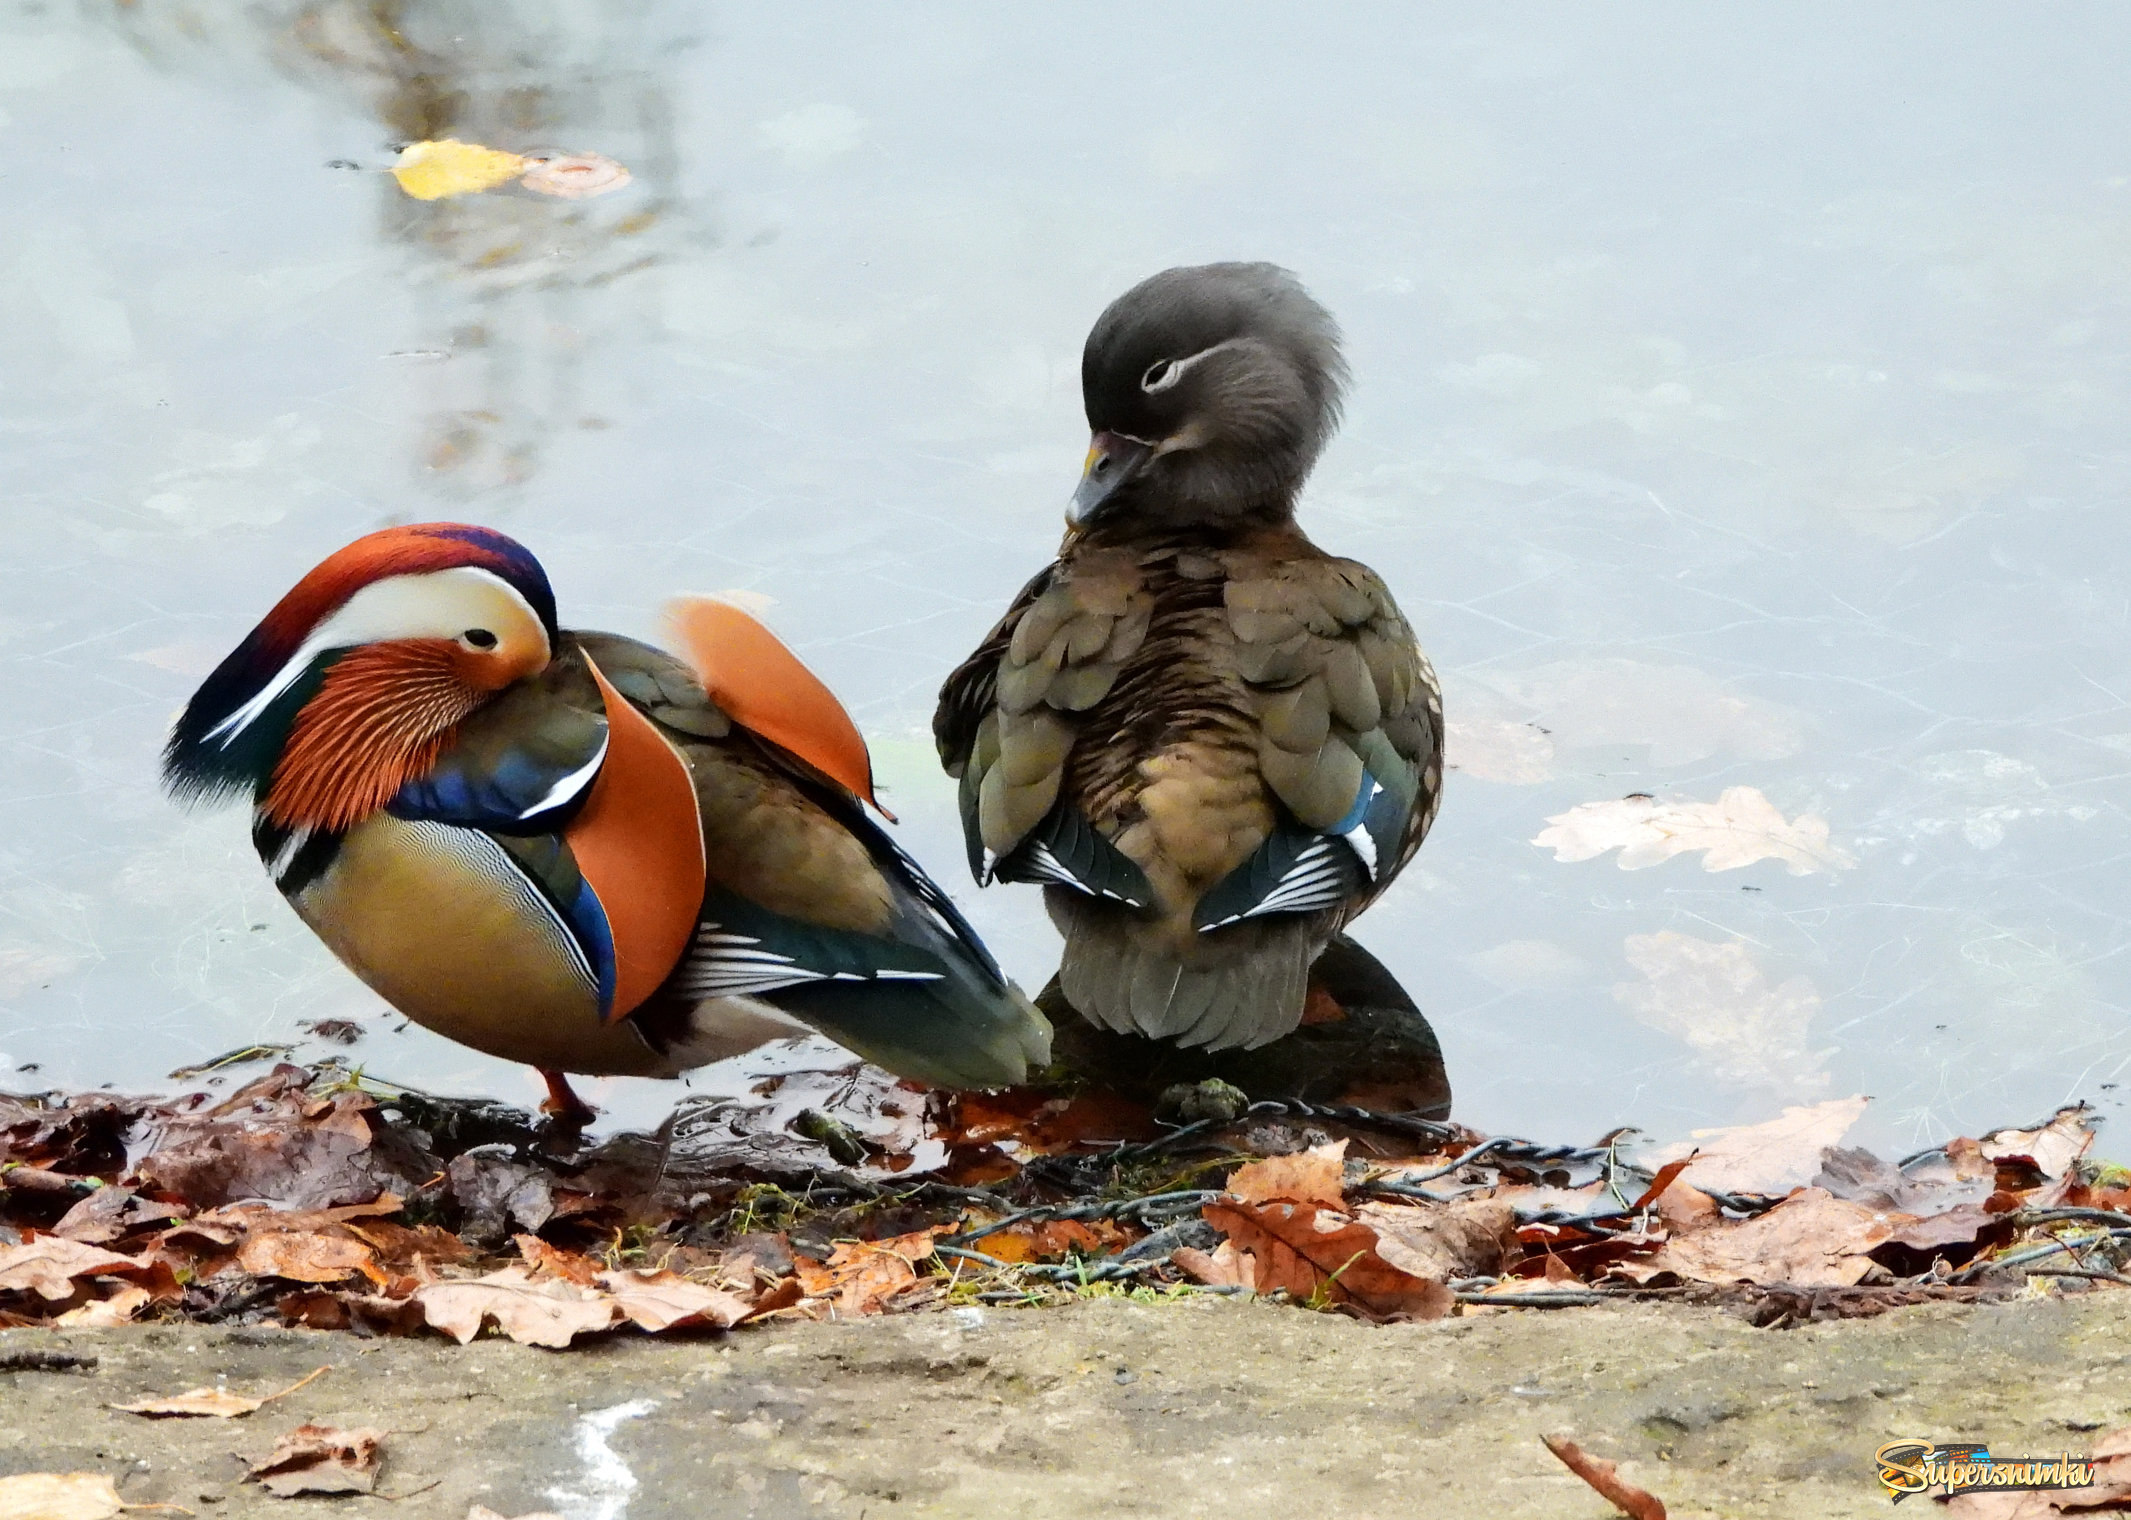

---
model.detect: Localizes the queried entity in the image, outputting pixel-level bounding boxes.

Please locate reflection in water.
[1044,938,1454,1122]
[3,6,2127,1154]
[106,0,706,497]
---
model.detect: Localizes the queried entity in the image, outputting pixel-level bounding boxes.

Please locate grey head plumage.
[1072,262,1348,530]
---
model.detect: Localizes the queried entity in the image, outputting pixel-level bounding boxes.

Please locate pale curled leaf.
[1621,1188,1908,1288]
[1980,1106,2094,1180]
[248,1422,384,1497]
[391,139,529,200]
[1542,1436,1667,1520]
[115,1364,328,1419]
[1171,1241,1257,1291]
[1224,1140,1348,1207]
[519,152,632,198]
[54,1284,149,1327]
[414,1267,620,1348]
[595,1268,750,1332]
[1646,1096,1870,1196]
[1615,931,1833,1097]
[1355,1198,1518,1282]
[0,1472,123,1520]
[1535,787,1855,876]
[117,1385,262,1418]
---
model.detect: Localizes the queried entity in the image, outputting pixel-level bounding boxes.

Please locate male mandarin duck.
[935,264,1444,1053]
[163,523,1049,1118]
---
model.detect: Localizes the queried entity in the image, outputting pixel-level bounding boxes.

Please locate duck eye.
[463,628,498,650]
[1141,358,1180,392]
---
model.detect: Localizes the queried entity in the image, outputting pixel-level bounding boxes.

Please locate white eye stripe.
[208,566,545,748]
[1138,340,1236,394]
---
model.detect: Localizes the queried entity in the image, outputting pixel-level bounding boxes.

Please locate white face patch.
[207,566,547,748]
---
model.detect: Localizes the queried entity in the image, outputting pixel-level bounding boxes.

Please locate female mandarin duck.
[935,264,1443,1053]
[163,523,1048,1118]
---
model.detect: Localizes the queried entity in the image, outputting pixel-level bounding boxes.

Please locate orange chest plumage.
[285,652,707,1060]
[565,658,706,1021]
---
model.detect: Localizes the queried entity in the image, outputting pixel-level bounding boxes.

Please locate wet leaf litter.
[0,1063,2122,1343]
[3,1068,2129,1519]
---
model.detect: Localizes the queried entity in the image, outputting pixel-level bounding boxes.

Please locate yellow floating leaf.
[392,139,530,201]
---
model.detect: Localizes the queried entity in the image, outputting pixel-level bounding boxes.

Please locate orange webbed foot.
[538,1069,598,1128]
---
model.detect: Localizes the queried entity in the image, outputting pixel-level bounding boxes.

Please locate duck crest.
[262,641,486,832]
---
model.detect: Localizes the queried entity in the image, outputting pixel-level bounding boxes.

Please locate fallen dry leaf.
[54,1284,149,1327]
[414,1268,619,1348]
[1226,1141,1348,1207]
[117,1384,263,1419]
[115,1364,328,1419]
[515,1234,599,1285]
[51,1184,183,1244]
[247,1423,384,1497]
[1535,786,1855,876]
[1355,1198,1518,1282]
[0,1238,143,1300]
[794,1229,944,1317]
[1203,1198,1454,1319]
[1647,1096,1871,1196]
[1981,1108,2095,1181]
[1622,1188,1909,1288]
[391,139,529,200]
[519,152,632,198]
[595,1269,750,1333]
[0,1472,123,1520]
[1172,1240,1259,1291]
[236,1229,379,1285]
[1542,1435,1667,1519]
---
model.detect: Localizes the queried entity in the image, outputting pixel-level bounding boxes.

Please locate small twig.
[377,1478,442,1502]
[2025,1267,2131,1288]
[260,1365,331,1404]
[0,1349,98,1373]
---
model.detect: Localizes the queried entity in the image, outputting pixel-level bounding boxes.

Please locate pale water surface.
[2,2,2127,1154]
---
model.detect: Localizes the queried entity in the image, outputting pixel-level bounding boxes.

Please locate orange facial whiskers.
[263,641,486,833]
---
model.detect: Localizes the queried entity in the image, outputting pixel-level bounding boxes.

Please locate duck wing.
[1194,553,1444,931]
[932,551,1156,905]
[583,621,1051,1090]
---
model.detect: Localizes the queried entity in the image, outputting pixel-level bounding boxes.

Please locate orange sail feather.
[663,597,892,819]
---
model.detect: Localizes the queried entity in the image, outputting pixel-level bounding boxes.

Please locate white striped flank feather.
[670,925,943,999]
[1198,837,1356,931]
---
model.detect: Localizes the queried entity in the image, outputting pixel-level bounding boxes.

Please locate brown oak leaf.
[0,1238,144,1300]
[1225,1141,1348,1207]
[792,1229,944,1317]
[1202,1199,1453,1319]
[236,1230,379,1285]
